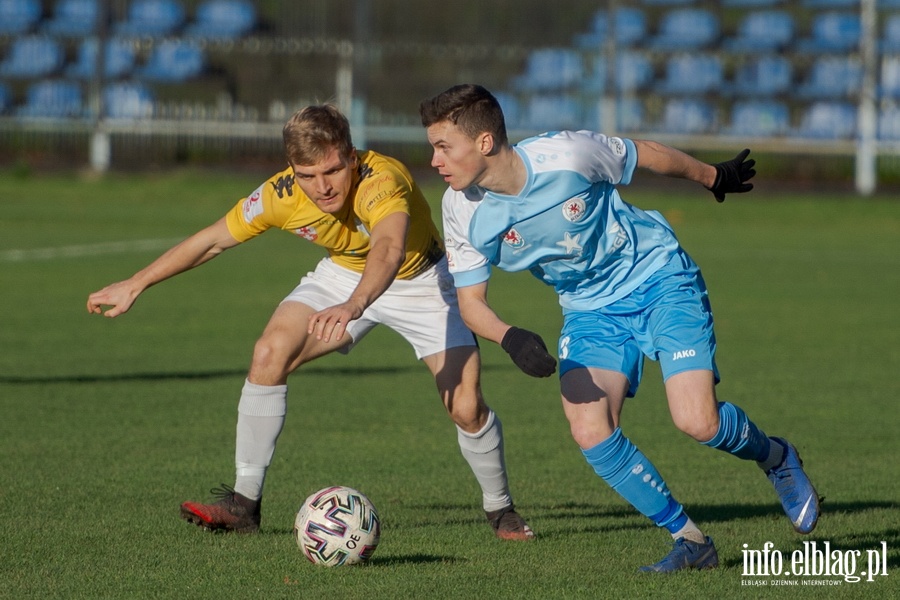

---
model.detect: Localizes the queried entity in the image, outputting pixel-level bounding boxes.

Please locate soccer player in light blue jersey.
[420,84,820,573]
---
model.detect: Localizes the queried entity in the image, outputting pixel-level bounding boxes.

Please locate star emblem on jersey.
[556,231,583,255]
[502,228,526,249]
[562,198,586,222]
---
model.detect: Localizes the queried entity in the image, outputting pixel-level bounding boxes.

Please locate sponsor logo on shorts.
[673,349,697,361]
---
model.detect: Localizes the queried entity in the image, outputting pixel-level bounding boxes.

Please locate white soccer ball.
[293,485,381,567]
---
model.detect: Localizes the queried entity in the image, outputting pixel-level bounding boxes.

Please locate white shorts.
[282,257,476,359]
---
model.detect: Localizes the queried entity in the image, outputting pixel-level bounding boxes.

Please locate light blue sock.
[582,428,687,533]
[701,401,770,462]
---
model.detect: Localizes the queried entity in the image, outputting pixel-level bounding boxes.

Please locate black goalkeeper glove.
[501,326,557,378]
[708,148,756,202]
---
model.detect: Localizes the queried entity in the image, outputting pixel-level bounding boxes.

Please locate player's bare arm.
[86,217,240,318]
[308,211,409,342]
[455,281,509,344]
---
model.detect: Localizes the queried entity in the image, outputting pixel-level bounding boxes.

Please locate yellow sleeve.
[224,169,296,242]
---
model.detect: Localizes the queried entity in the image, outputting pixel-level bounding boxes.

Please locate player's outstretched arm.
[86,217,240,318]
[457,282,556,378]
[633,140,756,202]
[308,211,408,342]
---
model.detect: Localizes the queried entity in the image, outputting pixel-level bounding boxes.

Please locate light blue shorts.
[558,251,719,397]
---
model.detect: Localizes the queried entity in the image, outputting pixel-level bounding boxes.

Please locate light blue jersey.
[442,131,681,310]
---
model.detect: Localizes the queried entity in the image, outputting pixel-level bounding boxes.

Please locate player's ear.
[478,132,495,157]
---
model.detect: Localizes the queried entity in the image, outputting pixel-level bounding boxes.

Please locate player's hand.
[708,148,756,202]
[501,326,557,378]
[308,302,362,343]
[86,281,139,318]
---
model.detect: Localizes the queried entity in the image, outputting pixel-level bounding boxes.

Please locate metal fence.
[1,0,899,193]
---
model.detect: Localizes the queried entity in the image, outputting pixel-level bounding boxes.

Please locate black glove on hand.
[708,148,756,202]
[501,326,557,378]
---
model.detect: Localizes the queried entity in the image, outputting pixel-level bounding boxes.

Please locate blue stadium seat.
[41,0,99,37]
[880,56,900,98]
[794,12,861,53]
[641,0,697,5]
[655,54,723,96]
[113,0,186,37]
[723,11,795,52]
[0,82,11,114]
[647,9,719,51]
[726,100,790,137]
[184,0,256,40]
[583,51,655,94]
[512,49,584,92]
[726,55,793,97]
[795,102,857,138]
[723,0,784,5]
[583,98,645,132]
[878,105,900,139]
[574,7,647,48]
[797,56,862,99]
[16,80,83,118]
[660,99,716,134]
[801,0,858,7]
[65,38,136,80]
[0,0,41,35]
[137,39,205,82]
[881,13,900,54]
[103,82,155,118]
[0,36,65,79]
[521,94,583,131]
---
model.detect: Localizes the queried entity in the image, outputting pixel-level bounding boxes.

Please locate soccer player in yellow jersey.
[86,105,534,540]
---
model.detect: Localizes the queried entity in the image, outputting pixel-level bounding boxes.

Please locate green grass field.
[1,169,898,599]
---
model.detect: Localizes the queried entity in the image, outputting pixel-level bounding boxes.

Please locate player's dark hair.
[283,104,354,166]
[419,84,508,146]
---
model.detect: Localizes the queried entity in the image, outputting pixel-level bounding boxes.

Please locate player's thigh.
[560,367,629,449]
[664,369,719,441]
[256,301,349,367]
[422,346,486,427]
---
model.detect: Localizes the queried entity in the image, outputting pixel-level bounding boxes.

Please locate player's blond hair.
[282,104,354,166]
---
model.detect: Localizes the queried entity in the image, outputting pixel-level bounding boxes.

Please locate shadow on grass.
[0,364,513,385]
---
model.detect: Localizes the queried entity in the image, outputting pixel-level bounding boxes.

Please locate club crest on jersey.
[294,226,318,241]
[562,198,586,222]
[241,187,264,223]
[502,228,525,249]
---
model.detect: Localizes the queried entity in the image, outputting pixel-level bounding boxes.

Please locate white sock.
[456,410,513,512]
[757,437,786,472]
[672,518,706,544]
[234,379,287,501]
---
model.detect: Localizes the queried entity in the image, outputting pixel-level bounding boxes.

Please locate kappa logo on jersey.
[269,174,295,199]
[502,228,526,249]
[357,161,374,182]
[294,226,318,241]
[241,188,265,223]
[562,198,586,223]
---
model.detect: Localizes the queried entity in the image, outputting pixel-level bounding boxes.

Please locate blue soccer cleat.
[766,437,820,534]
[639,536,719,573]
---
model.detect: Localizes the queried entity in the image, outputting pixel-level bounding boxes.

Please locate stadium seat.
[647,9,719,51]
[722,11,795,52]
[0,82,11,114]
[574,7,647,48]
[113,0,186,37]
[878,105,900,139]
[0,36,65,79]
[795,102,857,138]
[16,80,83,118]
[511,49,584,92]
[881,56,900,98]
[801,0,858,7]
[41,0,100,37]
[583,97,645,132]
[136,39,205,82]
[660,99,716,134]
[184,0,256,40]
[583,51,655,94]
[65,38,136,80]
[641,0,697,5]
[794,12,861,53]
[723,0,785,5]
[796,56,862,99]
[103,82,155,118]
[520,94,583,131]
[726,55,793,97]
[0,0,41,35]
[655,54,723,96]
[881,14,900,54]
[726,100,790,137]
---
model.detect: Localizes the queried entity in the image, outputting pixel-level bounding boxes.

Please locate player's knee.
[569,422,616,450]
[249,336,294,378]
[674,413,719,443]
[447,394,487,432]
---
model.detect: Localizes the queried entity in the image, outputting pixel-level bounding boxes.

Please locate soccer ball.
[293,486,381,567]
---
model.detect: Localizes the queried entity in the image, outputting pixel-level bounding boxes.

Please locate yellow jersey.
[225,150,444,279]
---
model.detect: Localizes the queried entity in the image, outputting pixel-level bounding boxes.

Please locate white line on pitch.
[0,238,185,262]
